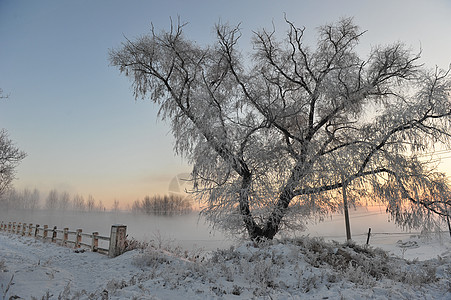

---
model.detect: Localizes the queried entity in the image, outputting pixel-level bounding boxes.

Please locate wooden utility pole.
[342,178,352,241]
[445,204,451,238]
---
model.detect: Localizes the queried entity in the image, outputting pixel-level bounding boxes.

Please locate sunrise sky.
[1,0,451,208]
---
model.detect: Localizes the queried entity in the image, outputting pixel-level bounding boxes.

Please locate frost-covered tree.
[110,18,451,240]
[112,199,120,212]
[45,189,59,210]
[59,191,71,210]
[96,199,105,211]
[86,194,95,211]
[72,194,86,211]
[0,129,26,199]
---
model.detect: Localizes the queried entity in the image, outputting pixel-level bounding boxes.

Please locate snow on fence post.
[28,224,33,236]
[22,223,27,236]
[52,226,57,242]
[63,228,68,245]
[108,224,126,257]
[43,225,48,239]
[35,224,40,237]
[75,229,82,248]
[92,232,99,252]
[16,222,21,234]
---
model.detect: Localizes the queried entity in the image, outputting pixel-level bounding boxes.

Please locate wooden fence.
[0,221,127,258]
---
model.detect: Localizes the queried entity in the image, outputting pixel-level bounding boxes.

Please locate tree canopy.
[110,17,451,240]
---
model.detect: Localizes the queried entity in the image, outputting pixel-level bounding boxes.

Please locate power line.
[416,149,451,157]
[430,155,451,163]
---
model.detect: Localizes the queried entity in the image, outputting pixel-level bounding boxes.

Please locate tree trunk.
[259,190,292,240]
[239,171,263,240]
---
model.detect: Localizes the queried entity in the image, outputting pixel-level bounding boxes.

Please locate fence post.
[8,222,12,232]
[28,224,33,236]
[108,225,127,257]
[63,228,68,245]
[35,224,40,237]
[92,232,99,252]
[17,222,22,234]
[22,223,27,236]
[75,229,82,248]
[12,222,16,233]
[52,226,57,242]
[43,225,48,240]
[366,228,372,245]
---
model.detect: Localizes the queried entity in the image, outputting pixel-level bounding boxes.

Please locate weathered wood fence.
[0,221,127,257]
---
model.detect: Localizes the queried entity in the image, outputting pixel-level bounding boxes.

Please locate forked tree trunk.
[239,172,263,240]
[239,179,293,241]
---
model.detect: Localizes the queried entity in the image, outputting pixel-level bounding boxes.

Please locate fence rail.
[0,221,126,257]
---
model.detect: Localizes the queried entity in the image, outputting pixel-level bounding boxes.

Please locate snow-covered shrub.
[249,258,280,288]
[231,285,242,295]
[106,278,129,291]
[124,237,150,252]
[301,273,321,293]
[210,245,239,263]
[398,262,437,285]
[132,249,172,269]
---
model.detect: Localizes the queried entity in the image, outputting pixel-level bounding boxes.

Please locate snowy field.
[1,229,450,299]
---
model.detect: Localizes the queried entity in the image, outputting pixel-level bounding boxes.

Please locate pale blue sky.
[1,0,450,208]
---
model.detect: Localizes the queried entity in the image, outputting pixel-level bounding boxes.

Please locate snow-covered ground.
[1,230,450,299]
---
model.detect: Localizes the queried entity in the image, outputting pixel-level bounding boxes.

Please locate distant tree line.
[0,188,193,215]
[0,188,106,212]
[0,187,40,210]
[131,194,193,215]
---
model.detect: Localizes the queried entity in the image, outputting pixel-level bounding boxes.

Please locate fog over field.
[0,206,443,253]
